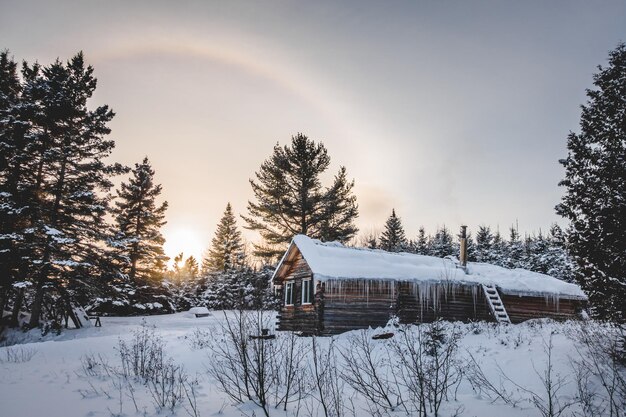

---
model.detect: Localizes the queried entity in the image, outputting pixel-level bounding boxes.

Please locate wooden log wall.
[321,280,396,335]
[396,281,493,324]
[320,279,495,335]
[500,293,584,323]
[275,252,321,335]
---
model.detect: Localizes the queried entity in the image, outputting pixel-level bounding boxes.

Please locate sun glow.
[163,226,206,268]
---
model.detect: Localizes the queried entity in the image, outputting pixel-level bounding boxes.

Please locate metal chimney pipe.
[460,225,468,267]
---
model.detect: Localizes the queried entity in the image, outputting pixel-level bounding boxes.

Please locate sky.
[1,1,625,263]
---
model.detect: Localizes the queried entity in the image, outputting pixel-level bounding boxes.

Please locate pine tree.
[414,227,429,255]
[243,133,358,259]
[26,53,126,328]
[491,230,507,267]
[111,157,168,283]
[504,226,525,269]
[379,209,408,252]
[429,225,455,258]
[183,256,199,280]
[556,43,626,321]
[526,232,550,274]
[361,231,379,249]
[319,167,359,242]
[0,51,25,323]
[474,225,494,263]
[545,224,575,282]
[203,203,244,272]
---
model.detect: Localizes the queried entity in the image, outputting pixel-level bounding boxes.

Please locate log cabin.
[272,233,587,335]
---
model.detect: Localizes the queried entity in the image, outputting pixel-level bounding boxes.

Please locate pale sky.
[1,1,625,262]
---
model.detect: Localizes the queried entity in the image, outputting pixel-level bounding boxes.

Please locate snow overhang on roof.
[274,234,587,300]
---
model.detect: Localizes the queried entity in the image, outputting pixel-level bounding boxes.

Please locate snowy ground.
[0,313,620,417]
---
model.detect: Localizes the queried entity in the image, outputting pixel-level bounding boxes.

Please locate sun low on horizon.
[162,225,206,267]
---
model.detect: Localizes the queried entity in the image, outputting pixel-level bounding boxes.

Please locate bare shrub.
[182,378,202,417]
[80,353,113,378]
[465,351,519,406]
[117,320,165,382]
[570,322,626,417]
[272,330,309,411]
[187,327,212,350]
[206,310,282,417]
[340,330,402,415]
[390,321,463,417]
[309,336,346,417]
[499,335,575,417]
[148,361,187,412]
[0,345,38,363]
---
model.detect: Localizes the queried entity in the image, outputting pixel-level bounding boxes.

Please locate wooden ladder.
[482,284,511,324]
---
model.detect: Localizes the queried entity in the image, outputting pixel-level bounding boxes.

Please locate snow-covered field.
[0,313,622,417]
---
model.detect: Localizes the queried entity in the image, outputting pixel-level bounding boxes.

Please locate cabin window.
[285,281,294,306]
[302,278,312,305]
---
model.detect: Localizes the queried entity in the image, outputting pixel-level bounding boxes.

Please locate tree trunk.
[9,287,24,327]
[28,152,67,328]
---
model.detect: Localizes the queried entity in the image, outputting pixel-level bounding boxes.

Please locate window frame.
[284,281,294,306]
[301,278,312,305]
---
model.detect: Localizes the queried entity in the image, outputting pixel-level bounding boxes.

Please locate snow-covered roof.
[274,235,587,299]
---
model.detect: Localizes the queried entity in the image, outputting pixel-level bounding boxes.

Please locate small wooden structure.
[272,235,587,335]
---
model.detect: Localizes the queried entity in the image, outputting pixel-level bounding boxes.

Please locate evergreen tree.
[243,133,358,259]
[0,51,25,323]
[203,203,244,272]
[319,167,359,242]
[556,44,626,321]
[379,209,408,252]
[488,229,506,267]
[545,224,576,283]
[183,256,199,280]
[504,226,524,269]
[474,225,494,263]
[26,53,126,328]
[111,157,168,283]
[429,225,455,258]
[526,232,550,274]
[366,235,378,249]
[414,227,429,255]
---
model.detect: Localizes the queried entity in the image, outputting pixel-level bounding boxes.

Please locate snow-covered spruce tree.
[26,53,126,328]
[545,224,576,282]
[202,266,275,310]
[429,225,455,258]
[243,133,358,260]
[414,226,430,255]
[525,232,549,274]
[203,202,245,273]
[111,157,168,283]
[379,209,408,252]
[556,43,626,321]
[504,226,525,269]
[490,229,508,267]
[474,225,494,263]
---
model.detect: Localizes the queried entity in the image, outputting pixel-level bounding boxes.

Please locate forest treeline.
[1,42,624,331]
